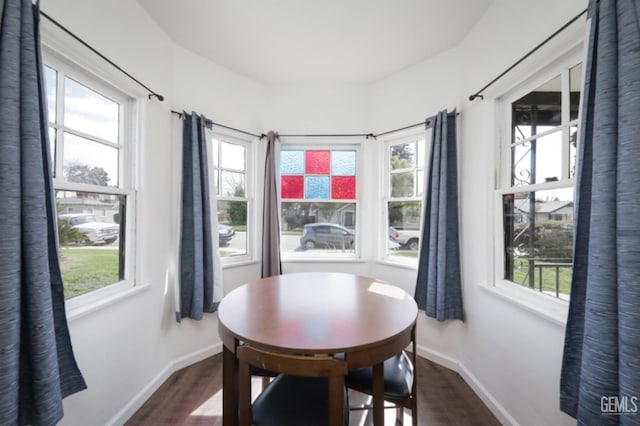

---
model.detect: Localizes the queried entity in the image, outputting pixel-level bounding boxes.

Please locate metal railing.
[514,257,572,299]
[533,261,572,298]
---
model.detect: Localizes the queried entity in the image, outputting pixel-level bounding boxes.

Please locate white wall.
[171,45,267,134]
[39,0,266,424]
[41,0,590,424]
[368,0,587,424]
[457,1,586,423]
[40,1,177,424]
[263,83,370,133]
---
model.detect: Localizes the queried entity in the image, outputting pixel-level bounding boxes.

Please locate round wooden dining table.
[217,272,418,425]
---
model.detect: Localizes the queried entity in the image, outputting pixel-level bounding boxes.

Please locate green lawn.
[513,258,572,296]
[60,248,120,299]
[389,250,418,259]
[220,223,246,232]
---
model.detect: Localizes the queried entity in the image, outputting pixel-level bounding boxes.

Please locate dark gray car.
[300,223,354,250]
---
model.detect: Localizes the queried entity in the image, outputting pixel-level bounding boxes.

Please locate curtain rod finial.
[468,94,484,101]
[148,93,165,102]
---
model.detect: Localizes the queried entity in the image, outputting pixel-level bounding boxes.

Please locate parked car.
[300,223,354,250]
[388,226,420,250]
[218,224,235,246]
[58,213,119,245]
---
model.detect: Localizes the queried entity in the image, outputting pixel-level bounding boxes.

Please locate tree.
[57,219,85,246]
[391,144,414,161]
[227,184,246,225]
[66,163,110,187]
[390,146,415,197]
[388,201,421,228]
[314,202,341,223]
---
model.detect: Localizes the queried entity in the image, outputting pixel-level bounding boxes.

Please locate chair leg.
[411,399,418,426]
[396,406,404,425]
[261,376,270,390]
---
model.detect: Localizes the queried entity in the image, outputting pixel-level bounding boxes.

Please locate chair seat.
[345,352,412,400]
[252,374,349,426]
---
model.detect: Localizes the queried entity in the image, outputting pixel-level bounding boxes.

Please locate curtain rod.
[38,8,165,102]
[374,111,460,138]
[278,133,375,139]
[171,111,459,139]
[374,120,431,138]
[172,110,376,139]
[468,8,588,101]
[171,110,262,138]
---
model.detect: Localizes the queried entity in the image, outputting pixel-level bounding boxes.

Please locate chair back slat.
[237,345,348,426]
[237,345,348,377]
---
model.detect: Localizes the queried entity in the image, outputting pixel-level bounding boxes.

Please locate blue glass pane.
[331,151,356,175]
[280,150,304,175]
[305,176,330,199]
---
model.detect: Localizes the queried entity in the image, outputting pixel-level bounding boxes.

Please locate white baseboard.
[107,342,223,426]
[415,343,459,371]
[416,343,516,426]
[457,362,519,426]
[108,341,517,426]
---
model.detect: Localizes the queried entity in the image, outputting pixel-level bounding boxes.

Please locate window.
[280,145,359,257]
[383,130,429,261]
[210,131,252,261]
[498,61,582,300]
[44,56,135,300]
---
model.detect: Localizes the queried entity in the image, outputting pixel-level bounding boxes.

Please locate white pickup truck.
[59,213,119,245]
[388,226,421,250]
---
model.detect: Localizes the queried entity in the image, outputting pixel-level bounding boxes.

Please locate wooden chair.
[345,325,417,426]
[238,341,277,390]
[249,364,277,390]
[237,345,350,426]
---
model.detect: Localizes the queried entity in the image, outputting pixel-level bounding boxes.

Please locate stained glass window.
[305,150,330,174]
[280,150,304,174]
[280,149,356,200]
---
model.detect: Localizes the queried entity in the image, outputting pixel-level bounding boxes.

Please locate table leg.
[222,344,238,426]
[372,361,384,425]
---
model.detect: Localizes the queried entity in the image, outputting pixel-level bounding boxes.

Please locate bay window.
[44,55,135,300]
[497,60,582,300]
[280,145,359,257]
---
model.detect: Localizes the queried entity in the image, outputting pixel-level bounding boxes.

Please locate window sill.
[375,259,418,271]
[222,259,260,270]
[281,255,366,264]
[479,280,568,327]
[66,282,151,322]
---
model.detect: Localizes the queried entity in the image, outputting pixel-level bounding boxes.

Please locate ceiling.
[137,0,494,85]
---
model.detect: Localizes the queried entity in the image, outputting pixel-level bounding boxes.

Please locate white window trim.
[279,138,364,261]
[489,44,585,320]
[378,127,429,267]
[42,41,142,317]
[210,126,257,266]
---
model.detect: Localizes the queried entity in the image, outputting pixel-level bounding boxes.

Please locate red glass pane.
[331,176,355,199]
[281,176,304,199]
[305,150,330,174]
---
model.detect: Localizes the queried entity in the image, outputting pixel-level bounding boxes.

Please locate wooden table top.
[218,272,418,354]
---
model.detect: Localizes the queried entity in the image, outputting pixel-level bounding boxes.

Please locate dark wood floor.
[126,353,501,425]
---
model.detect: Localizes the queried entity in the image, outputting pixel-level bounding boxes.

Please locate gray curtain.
[560,0,640,423]
[0,1,87,424]
[414,110,463,321]
[261,131,282,277]
[177,112,222,321]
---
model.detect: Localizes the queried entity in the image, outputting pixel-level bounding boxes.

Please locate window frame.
[42,48,139,312]
[493,47,583,303]
[208,126,256,266]
[380,127,430,266]
[279,138,363,261]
